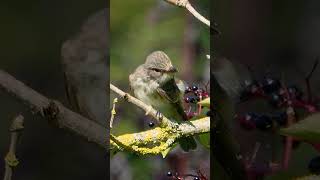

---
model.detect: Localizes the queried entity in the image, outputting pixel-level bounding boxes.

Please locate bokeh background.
[0,1,107,180]
[110,0,210,179]
[214,0,320,179]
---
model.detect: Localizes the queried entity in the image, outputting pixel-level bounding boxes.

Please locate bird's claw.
[156,111,163,121]
[123,93,129,101]
[145,105,153,115]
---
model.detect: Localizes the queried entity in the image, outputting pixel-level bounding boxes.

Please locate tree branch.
[110,84,175,128]
[164,0,210,27]
[0,70,108,150]
[110,83,210,156]
[3,115,24,180]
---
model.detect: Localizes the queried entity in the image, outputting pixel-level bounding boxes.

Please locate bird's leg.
[123,93,129,101]
[145,105,153,115]
[156,111,163,121]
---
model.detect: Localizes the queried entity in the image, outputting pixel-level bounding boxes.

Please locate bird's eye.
[151,68,161,72]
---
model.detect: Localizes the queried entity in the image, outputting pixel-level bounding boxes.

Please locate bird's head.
[144,51,178,83]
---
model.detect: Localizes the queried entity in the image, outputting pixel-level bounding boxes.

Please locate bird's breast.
[131,77,166,107]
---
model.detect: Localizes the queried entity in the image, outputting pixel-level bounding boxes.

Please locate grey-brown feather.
[129,51,196,151]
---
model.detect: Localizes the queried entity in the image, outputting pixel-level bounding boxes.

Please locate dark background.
[0,1,107,179]
[214,0,320,179]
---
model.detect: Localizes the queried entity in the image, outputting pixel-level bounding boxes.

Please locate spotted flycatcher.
[129,51,196,152]
[61,9,108,127]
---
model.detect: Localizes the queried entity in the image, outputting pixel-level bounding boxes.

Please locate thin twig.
[282,107,295,169]
[280,77,295,170]
[250,142,261,165]
[305,58,319,103]
[110,83,174,127]
[164,0,210,27]
[110,98,118,128]
[3,115,24,180]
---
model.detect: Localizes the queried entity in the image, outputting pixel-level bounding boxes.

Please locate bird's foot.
[156,111,163,121]
[123,93,129,101]
[145,105,153,115]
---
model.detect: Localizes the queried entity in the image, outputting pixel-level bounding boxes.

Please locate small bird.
[61,9,108,127]
[129,51,197,152]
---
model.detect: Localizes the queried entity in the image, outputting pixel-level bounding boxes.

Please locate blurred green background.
[0,1,107,180]
[110,0,210,179]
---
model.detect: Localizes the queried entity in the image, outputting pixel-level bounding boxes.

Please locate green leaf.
[280,113,320,142]
[198,133,210,149]
[161,143,177,158]
[198,97,210,108]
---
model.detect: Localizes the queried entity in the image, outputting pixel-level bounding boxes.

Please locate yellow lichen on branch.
[110,83,210,156]
[110,115,210,156]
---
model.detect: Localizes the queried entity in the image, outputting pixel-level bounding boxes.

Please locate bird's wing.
[157,78,188,120]
[64,72,97,122]
[156,78,181,103]
[64,72,81,112]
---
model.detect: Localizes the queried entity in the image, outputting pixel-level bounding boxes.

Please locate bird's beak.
[167,66,178,73]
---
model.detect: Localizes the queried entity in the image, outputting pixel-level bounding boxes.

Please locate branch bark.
[0,70,108,149]
[164,0,210,27]
[110,83,210,155]
[3,115,24,180]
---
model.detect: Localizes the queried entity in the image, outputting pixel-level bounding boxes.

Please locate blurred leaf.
[161,143,177,158]
[198,133,210,149]
[280,113,320,142]
[295,174,320,180]
[110,149,119,158]
[198,97,210,107]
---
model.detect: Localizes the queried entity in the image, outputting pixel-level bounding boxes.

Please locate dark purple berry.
[185,86,192,93]
[185,97,191,103]
[192,85,198,91]
[253,114,273,131]
[194,177,200,180]
[167,171,173,177]
[288,85,303,100]
[148,122,154,127]
[237,113,256,130]
[269,93,283,107]
[308,156,320,174]
[272,112,287,126]
[189,97,197,103]
[194,89,203,96]
[195,96,201,101]
[262,77,281,94]
[240,80,259,101]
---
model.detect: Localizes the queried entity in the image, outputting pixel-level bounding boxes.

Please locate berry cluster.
[234,61,319,177]
[236,75,319,131]
[147,84,210,127]
[236,111,287,131]
[167,170,207,180]
[239,77,318,112]
[184,85,209,103]
[184,85,210,119]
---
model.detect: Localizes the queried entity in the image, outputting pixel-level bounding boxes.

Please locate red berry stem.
[282,107,295,169]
